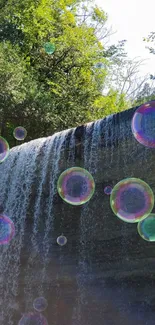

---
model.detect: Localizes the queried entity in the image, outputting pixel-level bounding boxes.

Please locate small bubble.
[94,63,104,68]
[104,186,112,195]
[43,42,55,54]
[33,297,48,312]
[57,235,67,246]
[13,126,27,141]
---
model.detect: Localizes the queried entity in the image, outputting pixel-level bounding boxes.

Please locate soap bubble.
[43,42,55,54]
[18,312,48,325]
[131,101,155,148]
[0,136,9,163]
[137,214,155,241]
[0,214,15,245]
[94,62,104,68]
[57,167,95,205]
[110,178,154,223]
[33,297,48,312]
[57,235,67,246]
[13,126,27,141]
[104,186,112,195]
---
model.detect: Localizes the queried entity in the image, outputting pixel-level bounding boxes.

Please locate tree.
[133,81,155,106]
[0,0,130,146]
[104,39,150,104]
[0,41,40,143]
[87,90,129,121]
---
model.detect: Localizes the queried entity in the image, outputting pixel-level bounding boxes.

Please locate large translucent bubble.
[0,136,9,163]
[0,214,15,245]
[137,213,155,242]
[18,312,48,325]
[110,178,154,223]
[131,101,155,148]
[57,167,95,205]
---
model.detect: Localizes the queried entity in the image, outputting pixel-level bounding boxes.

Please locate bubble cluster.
[0,214,15,245]
[33,297,48,312]
[57,235,67,246]
[43,42,55,54]
[137,214,155,242]
[13,126,27,141]
[110,178,154,223]
[104,186,112,195]
[0,136,9,163]
[57,167,95,205]
[18,312,48,325]
[131,101,155,148]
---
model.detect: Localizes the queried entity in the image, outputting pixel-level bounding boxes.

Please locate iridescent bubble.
[104,186,112,195]
[57,235,67,246]
[43,42,55,54]
[0,214,15,245]
[33,297,48,312]
[110,178,154,223]
[0,136,9,163]
[18,312,48,325]
[137,214,155,242]
[13,126,27,141]
[131,101,155,148]
[57,167,95,205]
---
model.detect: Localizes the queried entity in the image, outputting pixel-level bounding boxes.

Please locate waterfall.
[72,120,102,325]
[0,108,155,325]
[0,129,74,325]
[0,138,47,324]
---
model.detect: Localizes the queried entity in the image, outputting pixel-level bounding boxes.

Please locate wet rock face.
[0,106,155,324]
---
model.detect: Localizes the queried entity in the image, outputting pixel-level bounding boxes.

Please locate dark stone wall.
[1,105,155,325]
[24,106,155,324]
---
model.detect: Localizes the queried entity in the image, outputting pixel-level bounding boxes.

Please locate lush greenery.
[0,0,153,146]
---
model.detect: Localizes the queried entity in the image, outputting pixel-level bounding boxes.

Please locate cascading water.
[0,108,155,325]
[0,129,74,324]
[72,120,103,325]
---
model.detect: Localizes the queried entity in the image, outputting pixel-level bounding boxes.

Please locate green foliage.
[0,0,130,147]
[87,90,129,121]
[0,42,36,103]
[133,82,155,107]
[92,6,108,23]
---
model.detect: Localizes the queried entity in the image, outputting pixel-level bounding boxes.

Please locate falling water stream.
[0,109,155,325]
